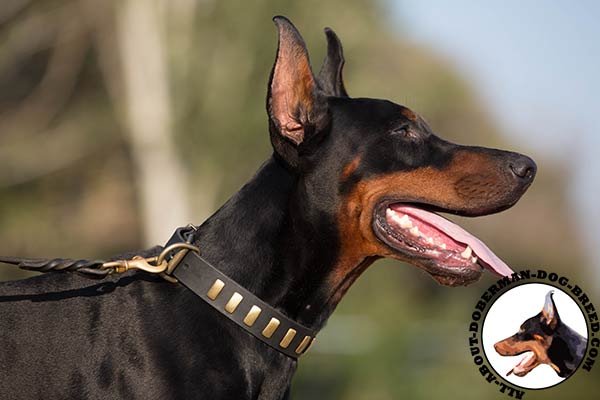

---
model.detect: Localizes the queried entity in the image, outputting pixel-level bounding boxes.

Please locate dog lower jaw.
[429,268,482,287]
[508,351,538,377]
[414,256,483,286]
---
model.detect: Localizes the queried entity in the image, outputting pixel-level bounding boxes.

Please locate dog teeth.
[471,256,478,264]
[399,215,412,229]
[386,209,398,222]
[387,210,415,231]
[461,246,472,259]
[427,237,434,245]
[391,214,403,224]
[387,211,419,234]
[440,243,446,250]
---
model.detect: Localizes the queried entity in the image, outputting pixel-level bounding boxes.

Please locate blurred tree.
[0,0,595,399]
[116,0,191,244]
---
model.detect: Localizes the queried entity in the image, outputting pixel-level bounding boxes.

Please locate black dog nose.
[509,155,537,182]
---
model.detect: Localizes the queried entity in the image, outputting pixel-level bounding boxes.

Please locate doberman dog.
[494,291,587,379]
[0,16,536,400]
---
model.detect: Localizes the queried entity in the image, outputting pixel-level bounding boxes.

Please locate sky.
[388,0,600,288]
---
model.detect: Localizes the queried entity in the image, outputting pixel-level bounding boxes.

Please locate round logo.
[482,283,587,389]
[467,269,598,398]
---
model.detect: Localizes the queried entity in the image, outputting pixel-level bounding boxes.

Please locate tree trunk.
[116,0,191,246]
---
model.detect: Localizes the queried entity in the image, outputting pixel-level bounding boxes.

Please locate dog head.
[267,16,535,287]
[494,291,562,377]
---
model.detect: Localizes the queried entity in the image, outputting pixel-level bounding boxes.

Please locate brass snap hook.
[102,256,168,274]
[100,243,199,283]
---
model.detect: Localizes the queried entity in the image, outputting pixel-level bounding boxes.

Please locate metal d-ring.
[157,242,200,283]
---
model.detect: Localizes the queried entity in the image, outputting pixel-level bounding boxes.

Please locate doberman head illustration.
[494,291,587,378]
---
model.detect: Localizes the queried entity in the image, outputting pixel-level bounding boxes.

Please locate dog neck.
[191,156,368,331]
[547,323,588,377]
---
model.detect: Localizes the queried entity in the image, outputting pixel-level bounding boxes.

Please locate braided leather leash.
[0,225,200,281]
[0,256,108,277]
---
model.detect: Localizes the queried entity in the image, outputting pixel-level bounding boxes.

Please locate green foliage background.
[0,1,597,398]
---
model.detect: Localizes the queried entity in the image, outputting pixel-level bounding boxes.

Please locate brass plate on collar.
[207,279,225,300]
[262,318,280,338]
[279,329,297,349]
[243,305,262,326]
[295,336,312,354]
[225,292,243,313]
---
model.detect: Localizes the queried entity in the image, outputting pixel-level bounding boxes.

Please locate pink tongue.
[509,351,536,376]
[390,205,514,277]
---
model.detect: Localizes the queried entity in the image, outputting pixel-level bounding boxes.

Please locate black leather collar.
[164,227,317,359]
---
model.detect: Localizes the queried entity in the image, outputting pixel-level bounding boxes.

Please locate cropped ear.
[267,16,329,166]
[317,28,348,97]
[540,291,559,330]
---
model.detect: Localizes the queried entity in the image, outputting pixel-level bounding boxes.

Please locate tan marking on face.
[401,108,418,121]
[340,156,361,181]
[494,333,556,375]
[496,338,543,371]
[326,149,511,297]
[494,336,547,356]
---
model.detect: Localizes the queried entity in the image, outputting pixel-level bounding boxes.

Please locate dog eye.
[390,126,418,139]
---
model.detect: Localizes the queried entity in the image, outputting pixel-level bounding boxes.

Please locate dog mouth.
[373,202,514,286]
[507,351,537,377]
